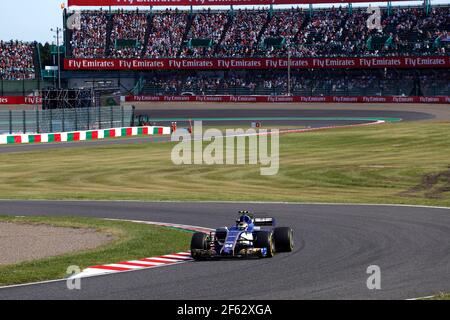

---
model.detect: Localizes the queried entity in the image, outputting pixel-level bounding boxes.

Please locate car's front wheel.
[191,232,209,261]
[273,227,294,252]
[253,231,275,258]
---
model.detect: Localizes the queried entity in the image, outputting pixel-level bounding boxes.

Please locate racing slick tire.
[253,231,275,258]
[273,227,294,253]
[191,232,209,261]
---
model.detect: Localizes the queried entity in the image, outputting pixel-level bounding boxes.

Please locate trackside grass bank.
[0,121,449,206]
[0,216,191,286]
[425,293,450,300]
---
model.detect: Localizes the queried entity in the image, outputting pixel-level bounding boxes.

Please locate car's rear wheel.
[253,231,275,258]
[273,227,294,252]
[191,232,209,261]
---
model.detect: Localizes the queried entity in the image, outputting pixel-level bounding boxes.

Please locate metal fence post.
[98,107,102,129]
[87,107,90,130]
[23,110,26,134]
[110,106,113,128]
[75,108,78,131]
[50,109,53,132]
[121,106,124,127]
[62,108,65,132]
[9,110,12,134]
[36,108,40,134]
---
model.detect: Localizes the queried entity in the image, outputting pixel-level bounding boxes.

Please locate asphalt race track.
[0,109,433,154]
[0,201,449,300]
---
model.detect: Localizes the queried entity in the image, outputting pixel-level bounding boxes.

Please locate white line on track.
[164,255,193,260]
[405,295,437,300]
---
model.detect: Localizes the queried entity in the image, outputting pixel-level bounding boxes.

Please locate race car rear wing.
[254,218,276,227]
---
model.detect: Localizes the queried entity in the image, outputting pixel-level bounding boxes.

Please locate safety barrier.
[3,95,449,106]
[125,95,450,104]
[0,105,134,135]
[0,96,42,105]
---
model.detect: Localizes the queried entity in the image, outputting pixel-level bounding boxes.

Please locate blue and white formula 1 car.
[190,211,294,260]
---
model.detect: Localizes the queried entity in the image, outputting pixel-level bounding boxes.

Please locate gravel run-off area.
[0,222,114,265]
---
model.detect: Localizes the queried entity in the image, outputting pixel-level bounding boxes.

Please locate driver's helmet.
[238,211,253,224]
[237,222,248,230]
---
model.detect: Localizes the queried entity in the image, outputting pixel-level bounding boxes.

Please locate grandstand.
[0,2,448,99]
[138,69,449,97]
[0,41,37,80]
[70,10,108,58]
[146,10,188,58]
[66,6,449,59]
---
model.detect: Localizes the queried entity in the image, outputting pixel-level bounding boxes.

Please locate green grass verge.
[0,121,449,206]
[0,216,192,286]
[424,293,450,300]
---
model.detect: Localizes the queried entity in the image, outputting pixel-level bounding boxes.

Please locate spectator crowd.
[259,9,305,57]
[291,7,369,57]
[217,9,268,57]
[109,9,148,58]
[71,10,108,58]
[180,11,229,57]
[146,10,188,58]
[141,70,449,96]
[0,40,36,80]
